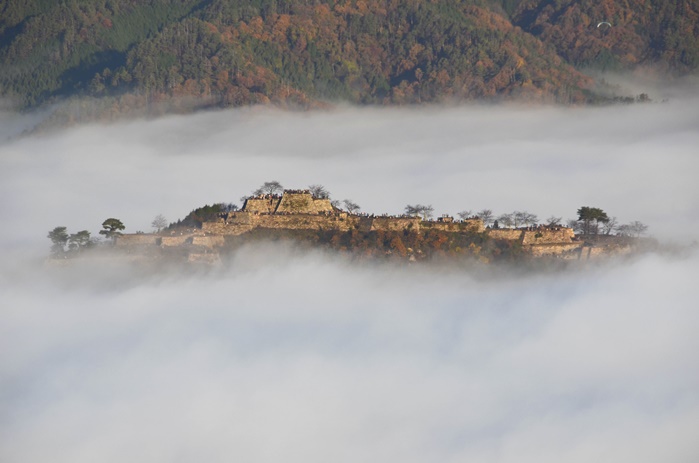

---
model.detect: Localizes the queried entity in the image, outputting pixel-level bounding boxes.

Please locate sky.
[1,96,698,462]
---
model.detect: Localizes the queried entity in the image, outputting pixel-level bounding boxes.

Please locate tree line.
[47,218,127,257]
[248,183,648,237]
[220,181,651,238]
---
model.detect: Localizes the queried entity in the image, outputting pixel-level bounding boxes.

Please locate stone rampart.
[529,243,582,257]
[161,235,193,246]
[369,217,420,232]
[242,191,335,215]
[202,212,254,235]
[488,227,574,245]
[243,197,279,214]
[580,246,601,260]
[275,193,334,214]
[488,229,524,241]
[578,244,632,260]
[465,219,486,233]
[192,235,225,248]
[521,228,575,245]
[204,213,426,235]
[356,216,375,232]
[188,252,221,265]
[205,212,354,234]
[115,234,160,246]
[424,218,484,233]
[255,213,353,231]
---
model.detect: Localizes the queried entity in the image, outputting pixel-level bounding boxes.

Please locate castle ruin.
[201,189,484,236]
[115,188,620,260]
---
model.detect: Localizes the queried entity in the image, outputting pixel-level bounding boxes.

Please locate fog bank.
[1,246,698,463]
[1,99,698,250]
[1,100,698,462]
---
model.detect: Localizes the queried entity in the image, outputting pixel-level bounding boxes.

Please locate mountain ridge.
[1,0,697,115]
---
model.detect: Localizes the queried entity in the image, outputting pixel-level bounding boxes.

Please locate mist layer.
[1,101,698,462]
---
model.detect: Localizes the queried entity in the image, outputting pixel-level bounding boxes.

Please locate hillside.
[2,0,698,114]
[511,0,699,72]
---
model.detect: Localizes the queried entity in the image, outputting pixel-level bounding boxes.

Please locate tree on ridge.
[100,218,125,243]
[457,210,472,220]
[309,184,330,199]
[151,214,168,233]
[405,204,434,220]
[577,207,609,236]
[254,181,284,196]
[476,209,494,227]
[343,199,361,214]
[68,230,92,252]
[47,226,69,256]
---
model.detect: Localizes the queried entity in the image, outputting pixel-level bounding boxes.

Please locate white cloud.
[2,99,698,248]
[1,99,698,462]
[1,246,698,463]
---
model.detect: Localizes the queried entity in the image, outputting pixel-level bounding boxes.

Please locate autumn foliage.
[1,0,697,112]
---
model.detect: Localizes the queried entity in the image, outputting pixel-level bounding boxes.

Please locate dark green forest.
[1,0,697,115]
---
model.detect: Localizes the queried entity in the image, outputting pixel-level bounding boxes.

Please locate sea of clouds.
[1,96,698,462]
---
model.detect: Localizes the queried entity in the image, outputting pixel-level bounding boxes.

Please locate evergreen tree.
[99,218,125,242]
[577,207,609,236]
[47,226,69,256]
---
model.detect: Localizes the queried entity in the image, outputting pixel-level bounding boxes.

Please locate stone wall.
[275,193,334,214]
[204,212,353,235]
[187,252,221,265]
[161,235,193,246]
[488,229,523,241]
[578,244,632,260]
[115,234,160,246]
[465,219,485,233]
[526,243,633,260]
[243,197,279,213]
[242,192,334,214]
[521,228,575,245]
[529,243,582,257]
[275,193,310,213]
[203,212,255,235]
[488,227,574,244]
[110,217,621,262]
[206,214,482,236]
[369,217,420,232]
[192,235,225,248]
[424,218,484,233]
[355,216,374,232]
[256,213,353,231]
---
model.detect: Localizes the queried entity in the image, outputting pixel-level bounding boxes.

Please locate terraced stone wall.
[369,217,421,232]
[488,227,574,244]
[115,234,160,246]
[255,213,353,231]
[488,229,523,241]
[529,243,582,257]
[243,197,279,213]
[425,218,484,233]
[192,236,225,248]
[521,228,575,245]
[161,235,193,246]
[276,193,334,214]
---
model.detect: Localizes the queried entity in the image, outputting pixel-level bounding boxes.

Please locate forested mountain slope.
[1,0,697,113]
[511,0,699,72]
